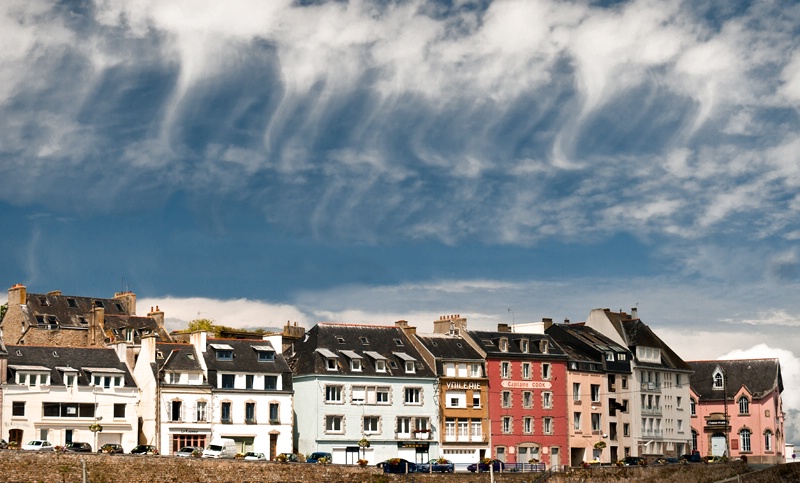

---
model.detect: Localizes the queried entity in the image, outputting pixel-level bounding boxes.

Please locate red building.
[466,321,569,469]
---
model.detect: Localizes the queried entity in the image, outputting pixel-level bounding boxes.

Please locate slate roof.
[24,292,129,327]
[414,333,485,375]
[287,323,436,378]
[688,359,783,401]
[203,338,293,390]
[467,330,568,360]
[157,343,204,372]
[103,315,171,344]
[620,319,691,372]
[6,344,136,386]
[547,324,632,372]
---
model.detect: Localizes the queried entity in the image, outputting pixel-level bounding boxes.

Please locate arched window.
[764,430,773,452]
[738,396,749,415]
[713,373,723,389]
[740,429,751,452]
[691,430,698,451]
[690,398,696,416]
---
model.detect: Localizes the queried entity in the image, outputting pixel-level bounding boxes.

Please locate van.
[202,438,237,458]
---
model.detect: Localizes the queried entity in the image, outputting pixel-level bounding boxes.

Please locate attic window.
[94,300,105,308]
[482,339,494,346]
[389,361,398,369]
[336,337,345,344]
[115,303,124,312]
[215,350,233,361]
[52,351,59,357]
[39,297,50,306]
[520,339,529,353]
[431,341,438,347]
[156,351,164,359]
[394,339,404,347]
[78,317,87,324]
[456,343,463,348]
[67,298,78,308]
[15,350,22,356]
[499,338,509,352]
[360,337,369,345]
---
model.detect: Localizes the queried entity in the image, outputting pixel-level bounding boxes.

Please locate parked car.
[654,457,680,465]
[680,453,704,464]
[306,451,332,463]
[621,456,647,466]
[0,439,8,449]
[467,459,505,473]
[22,440,55,451]
[65,442,92,453]
[704,455,724,464]
[175,446,202,458]
[130,444,158,455]
[99,443,124,454]
[278,452,300,462]
[417,458,454,473]
[377,458,418,473]
[244,452,267,461]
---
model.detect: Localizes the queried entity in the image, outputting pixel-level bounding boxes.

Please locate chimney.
[542,318,553,331]
[90,305,105,346]
[190,330,208,354]
[148,305,165,330]
[8,283,26,305]
[395,320,416,336]
[47,290,62,296]
[631,307,638,319]
[497,323,511,332]
[433,314,467,334]
[114,291,137,315]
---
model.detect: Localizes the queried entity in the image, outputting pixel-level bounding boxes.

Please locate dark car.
[0,440,8,449]
[680,453,704,464]
[377,458,418,473]
[130,444,158,455]
[621,456,647,466]
[654,457,680,465]
[99,443,124,454]
[306,451,332,463]
[278,452,300,462]
[66,442,92,452]
[468,459,505,473]
[417,458,454,473]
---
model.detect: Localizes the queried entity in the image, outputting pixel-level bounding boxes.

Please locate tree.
[187,318,215,332]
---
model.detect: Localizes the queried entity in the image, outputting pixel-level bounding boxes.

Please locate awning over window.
[209,343,234,350]
[339,350,363,359]
[252,345,275,352]
[392,352,416,361]
[315,348,338,358]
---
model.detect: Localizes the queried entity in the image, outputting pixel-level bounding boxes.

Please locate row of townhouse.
[0,284,786,466]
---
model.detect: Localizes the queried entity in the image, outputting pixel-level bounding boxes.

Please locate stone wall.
[0,452,752,483]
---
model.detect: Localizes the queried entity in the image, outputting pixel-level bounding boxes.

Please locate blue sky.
[3,0,800,439]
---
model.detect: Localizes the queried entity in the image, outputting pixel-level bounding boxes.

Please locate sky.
[2,0,800,442]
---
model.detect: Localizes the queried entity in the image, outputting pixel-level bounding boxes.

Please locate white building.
[2,344,139,451]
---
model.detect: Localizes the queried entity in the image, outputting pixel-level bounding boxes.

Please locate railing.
[641,429,663,438]
[641,406,662,415]
[641,382,661,392]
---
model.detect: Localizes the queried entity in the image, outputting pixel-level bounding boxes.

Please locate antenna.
[508,307,515,331]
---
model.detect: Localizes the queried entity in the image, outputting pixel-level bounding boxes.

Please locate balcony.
[413,431,431,440]
[641,429,663,439]
[641,406,662,416]
[640,382,661,392]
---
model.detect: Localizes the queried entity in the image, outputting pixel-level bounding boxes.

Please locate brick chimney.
[114,291,137,315]
[395,320,416,336]
[542,318,553,330]
[147,305,165,330]
[433,314,467,334]
[497,323,511,332]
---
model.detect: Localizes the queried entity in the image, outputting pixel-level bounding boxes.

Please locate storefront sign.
[397,442,429,449]
[445,381,482,390]
[501,380,552,389]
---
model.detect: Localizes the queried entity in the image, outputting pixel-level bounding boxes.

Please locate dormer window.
[316,348,339,371]
[375,360,386,372]
[405,361,415,373]
[67,298,78,308]
[211,344,234,361]
[520,339,529,353]
[499,338,509,352]
[94,300,105,308]
[351,359,362,371]
[253,346,276,362]
[637,346,661,363]
[115,303,124,312]
[393,352,417,373]
[713,372,724,389]
[539,340,549,354]
[39,297,50,306]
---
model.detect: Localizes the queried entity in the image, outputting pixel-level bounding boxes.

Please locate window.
[677,419,684,432]
[447,391,466,408]
[65,374,76,387]
[352,386,390,405]
[257,350,275,362]
[196,401,207,422]
[12,401,25,417]
[114,403,125,418]
[405,361,415,373]
[375,360,386,372]
[269,403,279,423]
[523,391,532,409]
[502,391,512,408]
[623,423,630,437]
[675,374,681,386]
[499,338,509,352]
[470,364,482,377]
[326,358,337,370]
[397,417,410,434]
[376,387,389,404]
[170,401,182,422]
[351,359,362,371]
[473,391,481,408]
[221,402,231,423]
[216,350,233,361]
[404,387,421,404]
[364,416,380,434]
[713,372,724,389]
[677,396,682,409]
[471,420,482,437]
[501,362,510,378]
[245,402,256,423]
[416,418,429,432]
[543,417,553,435]
[458,420,469,438]
[522,362,531,379]
[573,382,581,401]
[591,384,600,402]
[264,375,278,390]
[445,419,456,437]
[692,430,698,450]
[325,386,342,403]
[618,353,627,361]
[621,377,628,389]
[220,374,235,389]
[542,363,551,379]
[740,429,751,452]
[542,392,552,409]
[524,417,533,434]
[246,375,254,390]
[765,430,773,451]
[606,352,614,361]
[591,413,601,432]
[326,415,343,433]
[739,396,749,415]
[690,398,697,416]
[502,416,512,434]
[573,412,581,431]
[520,339,529,353]
[360,336,369,345]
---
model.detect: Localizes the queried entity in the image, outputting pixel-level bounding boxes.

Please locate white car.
[243,452,267,461]
[22,440,54,451]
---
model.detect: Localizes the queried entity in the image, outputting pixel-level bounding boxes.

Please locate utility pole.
[722,368,730,458]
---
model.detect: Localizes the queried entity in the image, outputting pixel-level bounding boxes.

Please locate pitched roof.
[287,323,436,378]
[24,292,129,328]
[688,358,783,400]
[6,344,136,386]
[103,315,171,344]
[157,343,204,372]
[203,338,292,376]
[467,330,567,359]
[413,333,485,375]
[620,319,691,372]
[547,324,632,372]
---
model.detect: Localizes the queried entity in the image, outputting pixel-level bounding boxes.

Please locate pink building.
[688,359,785,464]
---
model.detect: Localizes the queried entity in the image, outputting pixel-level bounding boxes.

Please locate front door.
[269,434,277,460]
[711,433,726,456]
[9,429,23,445]
[65,429,73,444]
[550,447,560,469]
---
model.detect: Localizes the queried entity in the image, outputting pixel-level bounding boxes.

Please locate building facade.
[688,359,785,464]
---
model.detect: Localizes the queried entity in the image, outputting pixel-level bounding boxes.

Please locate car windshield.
[208,445,222,451]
